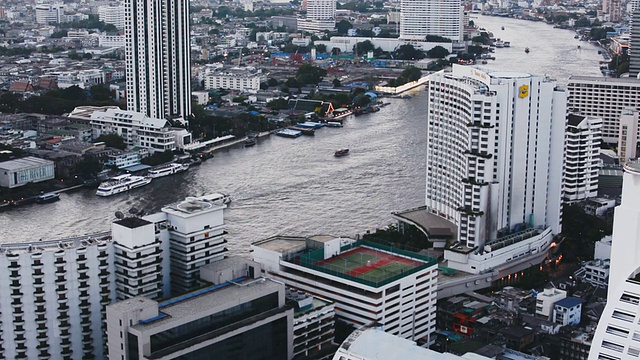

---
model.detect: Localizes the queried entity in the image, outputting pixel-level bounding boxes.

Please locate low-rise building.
[536,287,567,320]
[0,156,55,188]
[203,66,264,92]
[287,289,336,359]
[553,297,583,326]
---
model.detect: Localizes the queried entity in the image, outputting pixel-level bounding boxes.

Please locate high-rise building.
[567,76,640,144]
[630,9,640,78]
[426,65,564,257]
[564,114,602,203]
[297,0,336,32]
[252,235,439,345]
[588,162,640,359]
[124,0,192,121]
[98,4,125,30]
[603,0,622,22]
[399,0,462,41]
[0,194,228,359]
[618,108,640,164]
[35,4,65,24]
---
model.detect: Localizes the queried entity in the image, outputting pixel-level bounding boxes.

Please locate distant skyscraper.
[399,0,462,41]
[426,65,565,250]
[124,0,192,120]
[630,9,640,78]
[564,114,602,203]
[603,0,622,22]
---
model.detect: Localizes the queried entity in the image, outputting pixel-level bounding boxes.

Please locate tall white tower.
[399,0,463,41]
[426,65,565,250]
[124,0,192,121]
[589,163,640,360]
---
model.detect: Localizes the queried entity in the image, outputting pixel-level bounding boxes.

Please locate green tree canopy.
[353,40,375,55]
[336,20,353,35]
[393,44,425,60]
[95,133,126,150]
[427,45,450,59]
[295,64,327,85]
[267,97,289,110]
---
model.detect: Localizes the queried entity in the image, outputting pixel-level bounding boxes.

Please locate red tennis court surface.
[313,246,424,282]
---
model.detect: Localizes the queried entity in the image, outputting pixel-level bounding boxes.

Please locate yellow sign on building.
[519,84,529,98]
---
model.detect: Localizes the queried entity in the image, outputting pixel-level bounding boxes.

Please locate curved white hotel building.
[0,194,228,360]
[426,65,565,273]
[399,0,462,41]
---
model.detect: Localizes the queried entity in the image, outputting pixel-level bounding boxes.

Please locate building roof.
[0,156,53,171]
[555,297,583,308]
[114,217,152,229]
[567,114,585,127]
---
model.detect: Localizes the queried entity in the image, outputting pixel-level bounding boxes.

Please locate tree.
[427,45,450,59]
[336,20,353,35]
[315,44,327,53]
[267,78,279,87]
[353,40,375,55]
[393,44,425,60]
[73,157,102,179]
[89,85,113,101]
[400,66,421,82]
[267,97,289,110]
[333,78,342,87]
[295,64,327,85]
[50,30,68,38]
[575,17,591,28]
[95,133,126,150]
[425,35,452,43]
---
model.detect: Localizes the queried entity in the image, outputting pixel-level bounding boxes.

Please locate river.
[0,15,604,252]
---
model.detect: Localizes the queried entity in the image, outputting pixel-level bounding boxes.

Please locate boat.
[334,148,349,157]
[37,192,60,204]
[481,60,488,64]
[288,126,315,136]
[577,45,581,49]
[501,26,505,30]
[147,163,189,179]
[244,138,257,147]
[275,129,302,138]
[495,40,504,48]
[503,41,510,47]
[96,174,152,197]
[325,122,343,128]
[524,47,530,54]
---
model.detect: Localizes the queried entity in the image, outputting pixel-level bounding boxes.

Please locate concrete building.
[536,287,567,320]
[589,162,640,359]
[618,108,639,164]
[0,156,55,188]
[564,114,602,203]
[314,36,453,53]
[125,0,192,121]
[106,258,294,360]
[582,259,611,287]
[252,236,438,345]
[203,67,264,92]
[35,4,65,24]
[399,0,462,41]
[98,4,125,30]
[603,0,622,23]
[0,193,228,359]
[630,9,640,77]
[567,76,640,144]
[69,106,177,153]
[298,0,336,32]
[553,297,582,326]
[423,65,564,273]
[287,289,336,359]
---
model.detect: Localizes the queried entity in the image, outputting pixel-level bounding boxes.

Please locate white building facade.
[98,4,125,30]
[252,236,439,345]
[618,108,640,164]
[0,157,55,188]
[536,287,567,319]
[589,163,640,359]
[203,67,264,92]
[567,76,640,144]
[564,114,602,202]
[426,65,565,254]
[0,194,229,360]
[35,4,65,24]
[399,0,462,41]
[124,0,192,120]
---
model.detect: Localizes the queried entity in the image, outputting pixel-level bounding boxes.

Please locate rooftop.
[295,240,437,287]
[114,217,152,229]
[392,206,458,239]
[555,297,583,309]
[134,277,280,332]
[162,193,228,216]
[0,156,53,170]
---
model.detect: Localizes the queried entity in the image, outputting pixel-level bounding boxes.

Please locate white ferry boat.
[147,162,189,179]
[96,174,152,197]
